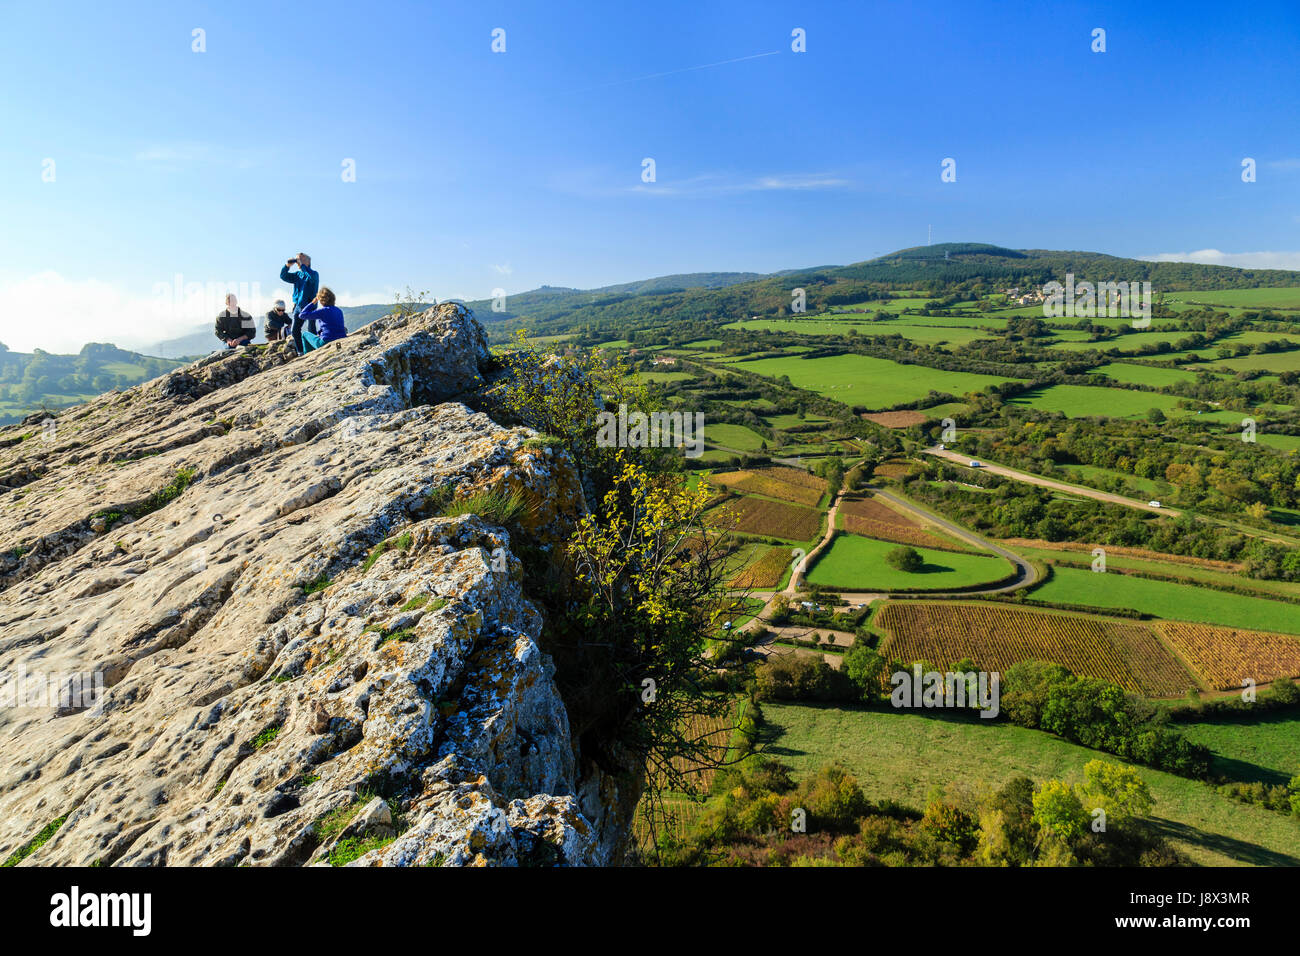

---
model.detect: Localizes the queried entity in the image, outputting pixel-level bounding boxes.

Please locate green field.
[1167,287,1300,310]
[734,353,1021,411]
[1042,329,1095,343]
[1223,331,1300,346]
[687,449,734,464]
[1091,362,1198,387]
[869,323,998,345]
[1033,567,1300,634]
[706,422,767,452]
[877,313,1009,328]
[1207,351,1300,375]
[1178,714,1300,787]
[722,318,996,346]
[917,401,971,420]
[759,702,1300,866]
[1259,434,1300,453]
[1008,384,1185,419]
[637,371,693,383]
[805,533,1013,590]
[877,296,937,311]
[763,412,831,429]
[1047,331,1198,353]
[1012,544,1300,602]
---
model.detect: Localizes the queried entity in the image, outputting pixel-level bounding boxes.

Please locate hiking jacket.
[298,302,347,343]
[280,264,320,312]
[215,309,256,343]
[265,308,291,333]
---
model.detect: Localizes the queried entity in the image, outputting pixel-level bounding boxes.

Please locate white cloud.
[751,174,851,191]
[0,272,402,354]
[134,143,210,163]
[1142,249,1300,270]
[133,141,261,170]
[0,272,180,353]
[491,263,513,275]
[628,171,851,197]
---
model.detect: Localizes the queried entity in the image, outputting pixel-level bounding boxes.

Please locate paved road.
[922,446,1181,517]
[868,487,1038,597]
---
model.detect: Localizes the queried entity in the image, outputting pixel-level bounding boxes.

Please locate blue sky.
[1,0,1298,352]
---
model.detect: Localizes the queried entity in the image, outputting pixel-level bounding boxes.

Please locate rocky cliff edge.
[0,304,632,866]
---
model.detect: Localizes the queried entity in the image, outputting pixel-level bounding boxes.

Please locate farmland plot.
[712,466,827,507]
[839,494,970,551]
[713,496,823,541]
[1159,622,1300,690]
[729,545,795,589]
[875,602,1197,697]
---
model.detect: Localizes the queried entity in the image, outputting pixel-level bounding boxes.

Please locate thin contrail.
[564,50,781,94]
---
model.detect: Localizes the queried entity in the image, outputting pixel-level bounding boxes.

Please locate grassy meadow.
[805,533,1013,591]
[758,702,1300,867]
[1033,567,1300,634]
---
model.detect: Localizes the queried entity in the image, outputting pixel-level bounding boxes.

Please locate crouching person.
[265,299,291,341]
[216,293,256,348]
[298,287,347,352]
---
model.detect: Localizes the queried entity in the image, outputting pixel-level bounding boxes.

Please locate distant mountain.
[60,246,1300,395]
[143,272,765,356]
[146,328,227,359]
[145,304,416,358]
[0,342,186,425]
[468,243,1300,340]
[460,271,766,318]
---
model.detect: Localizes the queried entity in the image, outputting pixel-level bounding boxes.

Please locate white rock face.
[0,304,632,866]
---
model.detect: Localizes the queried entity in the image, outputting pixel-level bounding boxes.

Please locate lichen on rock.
[0,303,631,867]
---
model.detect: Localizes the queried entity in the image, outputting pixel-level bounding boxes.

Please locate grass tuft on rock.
[440,488,531,526]
[362,531,415,572]
[2,814,69,867]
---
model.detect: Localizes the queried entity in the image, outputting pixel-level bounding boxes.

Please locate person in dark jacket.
[298,287,347,352]
[279,253,320,352]
[265,300,291,341]
[215,293,256,348]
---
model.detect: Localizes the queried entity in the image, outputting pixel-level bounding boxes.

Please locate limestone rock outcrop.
[0,304,632,866]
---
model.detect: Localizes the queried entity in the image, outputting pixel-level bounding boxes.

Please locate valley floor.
[759,702,1300,867]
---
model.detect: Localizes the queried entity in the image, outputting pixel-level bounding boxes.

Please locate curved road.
[739,485,1037,633]
[868,487,1038,597]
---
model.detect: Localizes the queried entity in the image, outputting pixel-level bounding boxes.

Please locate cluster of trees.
[658,755,1178,867]
[1216,775,1300,817]
[751,645,1210,779]
[885,546,923,572]
[752,652,857,702]
[949,417,1300,515]
[999,661,1211,777]
[903,465,1300,578]
[0,343,180,421]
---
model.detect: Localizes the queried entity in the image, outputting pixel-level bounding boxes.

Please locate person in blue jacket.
[298,287,347,352]
[279,252,319,352]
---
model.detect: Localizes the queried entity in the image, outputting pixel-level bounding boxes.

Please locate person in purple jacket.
[297,287,347,352]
